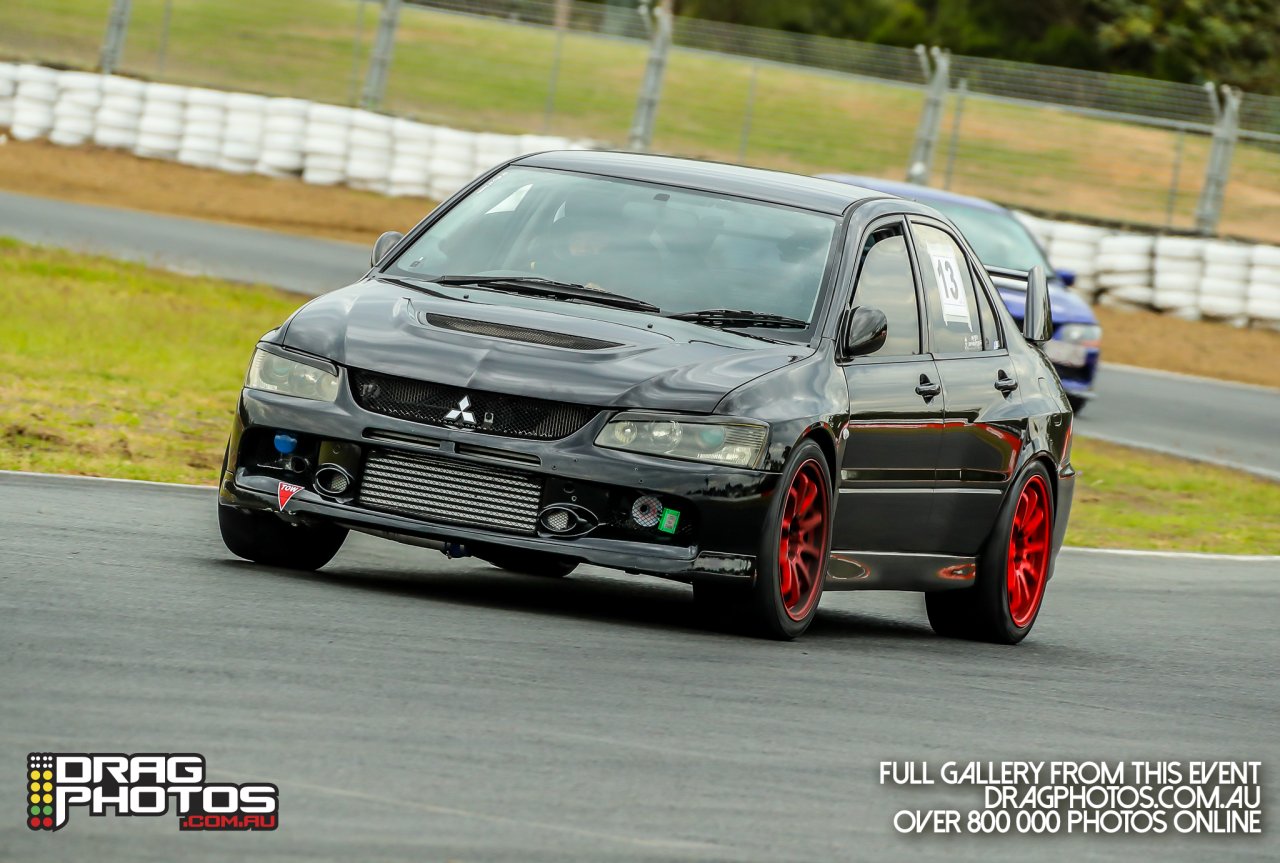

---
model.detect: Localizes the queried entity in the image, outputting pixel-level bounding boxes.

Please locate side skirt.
[826,551,977,592]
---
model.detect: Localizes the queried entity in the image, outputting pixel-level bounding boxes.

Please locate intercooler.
[356,449,542,535]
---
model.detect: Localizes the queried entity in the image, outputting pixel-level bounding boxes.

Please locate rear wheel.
[476,546,577,578]
[926,463,1054,643]
[740,440,831,640]
[218,504,347,571]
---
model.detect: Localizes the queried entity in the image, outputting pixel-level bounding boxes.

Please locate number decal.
[927,242,972,329]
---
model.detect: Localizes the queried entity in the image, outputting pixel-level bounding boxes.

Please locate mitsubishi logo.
[444,395,476,426]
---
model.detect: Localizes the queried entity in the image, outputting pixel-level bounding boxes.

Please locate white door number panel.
[928,243,972,329]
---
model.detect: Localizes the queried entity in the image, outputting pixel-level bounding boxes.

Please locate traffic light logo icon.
[27,753,56,830]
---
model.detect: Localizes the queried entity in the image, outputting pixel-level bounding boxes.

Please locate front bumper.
[220,386,778,584]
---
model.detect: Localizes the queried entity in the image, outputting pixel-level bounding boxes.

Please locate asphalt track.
[2,189,1278,478]
[1,473,1276,861]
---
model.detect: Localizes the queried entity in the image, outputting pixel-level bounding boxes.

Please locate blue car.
[821,175,1101,410]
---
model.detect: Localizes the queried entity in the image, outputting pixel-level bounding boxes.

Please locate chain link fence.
[2,0,1277,242]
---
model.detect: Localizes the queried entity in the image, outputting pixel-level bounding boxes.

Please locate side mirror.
[845,306,888,357]
[1024,265,1053,345]
[1055,268,1076,288]
[371,230,404,267]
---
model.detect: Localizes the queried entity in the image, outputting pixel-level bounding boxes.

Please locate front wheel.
[218,504,347,571]
[926,463,1055,643]
[740,440,832,640]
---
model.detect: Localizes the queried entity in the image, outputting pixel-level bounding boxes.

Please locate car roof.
[516,151,886,216]
[819,174,1010,215]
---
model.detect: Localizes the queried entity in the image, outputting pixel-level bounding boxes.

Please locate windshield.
[929,201,1052,274]
[385,167,839,324]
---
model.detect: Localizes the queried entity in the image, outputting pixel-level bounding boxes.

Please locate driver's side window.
[848,222,921,357]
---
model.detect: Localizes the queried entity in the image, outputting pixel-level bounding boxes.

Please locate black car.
[218,151,1075,642]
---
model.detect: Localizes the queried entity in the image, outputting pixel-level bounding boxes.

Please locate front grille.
[357,449,541,534]
[350,370,598,440]
[423,313,621,350]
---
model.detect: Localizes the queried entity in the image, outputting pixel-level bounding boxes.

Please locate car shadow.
[213,554,951,644]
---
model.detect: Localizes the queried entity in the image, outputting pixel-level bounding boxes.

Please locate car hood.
[278,279,814,413]
[996,284,1096,325]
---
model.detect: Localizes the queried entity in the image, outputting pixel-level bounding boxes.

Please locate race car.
[218,151,1075,642]
[821,175,1101,411]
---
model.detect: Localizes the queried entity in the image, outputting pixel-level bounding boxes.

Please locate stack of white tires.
[1247,245,1280,330]
[93,75,144,149]
[135,83,186,159]
[255,97,308,177]
[1044,221,1105,302]
[177,88,227,169]
[51,72,102,147]
[387,118,434,197]
[346,110,394,194]
[1095,233,1154,307]
[219,93,267,174]
[303,103,352,186]
[0,63,16,129]
[1198,241,1251,323]
[1151,236,1203,318]
[428,126,479,200]
[11,64,59,141]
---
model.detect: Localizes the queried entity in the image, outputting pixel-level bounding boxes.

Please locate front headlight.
[595,413,768,468]
[1056,324,1102,346]
[245,348,340,402]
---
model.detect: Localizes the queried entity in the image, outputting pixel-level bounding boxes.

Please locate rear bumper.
[220,387,776,584]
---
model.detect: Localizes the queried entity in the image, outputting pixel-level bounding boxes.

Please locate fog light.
[273,432,298,454]
[314,465,354,497]
[631,495,662,528]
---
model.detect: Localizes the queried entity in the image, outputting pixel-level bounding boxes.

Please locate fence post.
[738,62,759,161]
[906,45,949,185]
[543,2,570,132]
[360,0,403,111]
[942,78,967,190]
[348,0,369,106]
[628,0,674,152]
[1194,84,1242,236]
[155,0,174,76]
[100,0,133,75]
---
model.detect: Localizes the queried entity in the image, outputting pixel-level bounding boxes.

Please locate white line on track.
[4,470,1275,561]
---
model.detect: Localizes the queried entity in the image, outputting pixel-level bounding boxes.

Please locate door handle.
[915,374,942,400]
[994,370,1018,394]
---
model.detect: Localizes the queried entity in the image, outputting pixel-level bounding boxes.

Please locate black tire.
[1067,395,1086,415]
[218,504,347,571]
[738,440,832,640]
[926,462,1055,644]
[476,546,577,578]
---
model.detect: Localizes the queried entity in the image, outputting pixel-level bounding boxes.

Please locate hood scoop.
[421,313,622,351]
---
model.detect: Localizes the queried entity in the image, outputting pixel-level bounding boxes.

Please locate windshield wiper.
[433,275,660,313]
[666,309,809,329]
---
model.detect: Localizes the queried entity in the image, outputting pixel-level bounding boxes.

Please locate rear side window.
[911,222,983,354]
[974,278,1003,350]
[849,223,921,357]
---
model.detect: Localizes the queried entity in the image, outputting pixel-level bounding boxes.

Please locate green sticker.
[658,508,680,534]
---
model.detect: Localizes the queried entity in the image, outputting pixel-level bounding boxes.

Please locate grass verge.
[1,238,1276,553]
[0,237,301,483]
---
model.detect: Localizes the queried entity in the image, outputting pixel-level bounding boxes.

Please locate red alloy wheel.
[777,459,828,621]
[1006,474,1051,628]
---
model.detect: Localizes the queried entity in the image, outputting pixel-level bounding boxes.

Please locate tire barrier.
[0,62,593,203]
[1015,212,1280,330]
[0,62,1273,329]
